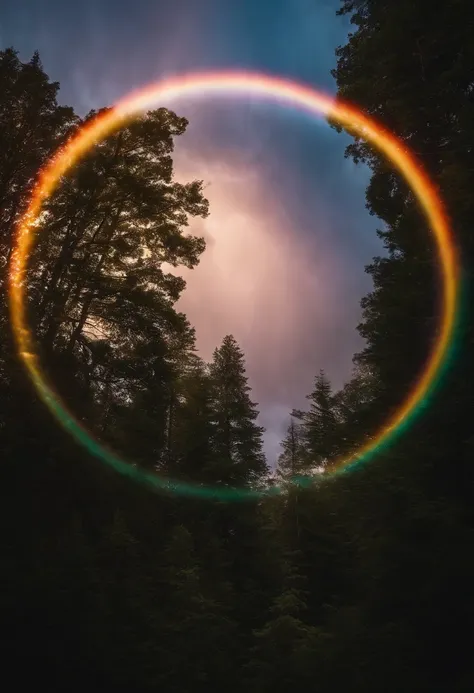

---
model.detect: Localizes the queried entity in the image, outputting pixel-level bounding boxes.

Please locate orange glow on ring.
[8,71,460,485]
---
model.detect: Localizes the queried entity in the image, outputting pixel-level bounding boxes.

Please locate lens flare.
[8,71,460,500]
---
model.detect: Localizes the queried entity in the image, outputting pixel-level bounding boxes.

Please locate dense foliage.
[1,1,474,686]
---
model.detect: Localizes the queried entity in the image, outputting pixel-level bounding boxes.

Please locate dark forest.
[1,1,473,690]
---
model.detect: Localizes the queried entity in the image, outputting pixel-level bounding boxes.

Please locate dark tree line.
[1,0,474,688]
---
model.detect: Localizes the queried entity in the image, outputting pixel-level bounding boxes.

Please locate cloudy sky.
[1,0,382,465]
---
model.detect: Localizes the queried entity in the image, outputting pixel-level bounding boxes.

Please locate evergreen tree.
[165,358,218,483]
[0,48,76,265]
[210,335,269,487]
[332,0,474,498]
[0,47,77,430]
[277,417,309,481]
[31,104,207,358]
[332,363,379,456]
[293,370,339,470]
[23,101,210,466]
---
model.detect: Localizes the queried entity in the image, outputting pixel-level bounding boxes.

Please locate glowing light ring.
[9,71,460,501]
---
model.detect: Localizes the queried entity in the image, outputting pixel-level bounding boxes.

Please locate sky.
[1,0,382,465]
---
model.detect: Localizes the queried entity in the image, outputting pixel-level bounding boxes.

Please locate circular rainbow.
[8,71,460,500]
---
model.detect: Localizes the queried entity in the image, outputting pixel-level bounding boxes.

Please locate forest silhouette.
[1,0,473,690]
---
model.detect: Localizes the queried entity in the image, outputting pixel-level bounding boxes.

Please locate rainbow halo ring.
[9,71,460,500]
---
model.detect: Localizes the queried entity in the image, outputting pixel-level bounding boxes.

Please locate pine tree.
[277,417,311,482]
[210,335,269,487]
[332,0,474,483]
[0,48,77,432]
[0,48,76,264]
[24,103,209,462]
[293,371,339,470]
[32,106,208,353]
[332,363,379,456]
[165,358,218,483]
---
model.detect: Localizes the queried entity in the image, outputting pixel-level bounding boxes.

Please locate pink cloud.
[169,143,352,463]
[173,149,338,355]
